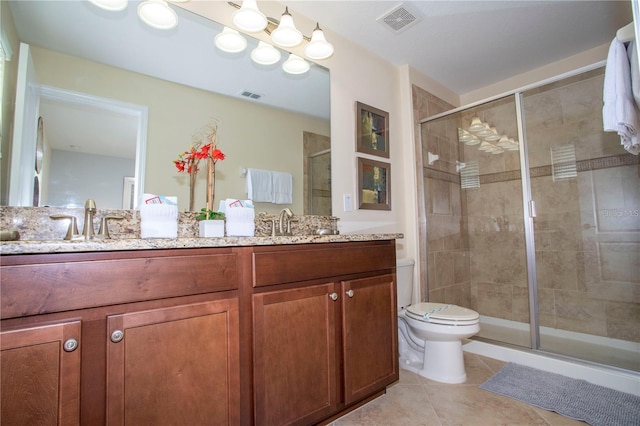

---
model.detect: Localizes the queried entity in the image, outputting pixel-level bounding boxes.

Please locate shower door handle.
[529,200,537,218]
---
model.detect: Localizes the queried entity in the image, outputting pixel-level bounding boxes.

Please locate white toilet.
[396,259,480,384]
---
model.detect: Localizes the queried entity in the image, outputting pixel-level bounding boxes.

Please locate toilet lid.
[406,302,479,325]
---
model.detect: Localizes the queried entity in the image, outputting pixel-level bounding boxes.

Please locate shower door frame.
[418,61,606,355]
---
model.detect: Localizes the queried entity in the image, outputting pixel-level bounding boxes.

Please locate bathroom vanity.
[0,236,399,426]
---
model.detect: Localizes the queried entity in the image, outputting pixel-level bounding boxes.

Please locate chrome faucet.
[277,208,294,236]
[51,198,121,241]
[82,199,97,239]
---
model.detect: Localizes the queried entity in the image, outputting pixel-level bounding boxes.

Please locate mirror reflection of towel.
[246,168,274,202]
[273,171,292,204]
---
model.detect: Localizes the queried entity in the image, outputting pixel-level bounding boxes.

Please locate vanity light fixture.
[251,41,281,65]
[217,2,335,73]
[137,0,178,30]
[282,53,310,74]
[215,27,248,53]
[304,23,334,60]
[460,117,518,155]
[468,117,485,133]
[88,0,128,12]
[483,127,501,141]
[474,123,495,139]
[457,128,474,144]
[89,0,187,30]
[497,135,518,150]
[232,0,268,33]
[271,7,303,48]
[478,141,498,152]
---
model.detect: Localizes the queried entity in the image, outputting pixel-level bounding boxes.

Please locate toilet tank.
[396,258,415,310]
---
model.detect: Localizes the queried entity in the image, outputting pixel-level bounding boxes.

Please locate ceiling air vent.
[377,3,422,34]
[239,90,264,100]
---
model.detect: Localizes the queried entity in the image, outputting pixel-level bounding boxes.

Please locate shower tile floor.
[331,353,585,425]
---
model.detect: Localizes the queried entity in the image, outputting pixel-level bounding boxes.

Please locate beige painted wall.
[29,46,329,214]
[459,44,609,106]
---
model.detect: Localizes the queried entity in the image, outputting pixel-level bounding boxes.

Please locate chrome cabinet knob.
[110,330,124,343]
[329,292,338,301]
[346,289,354,298]
[63,338,78,352]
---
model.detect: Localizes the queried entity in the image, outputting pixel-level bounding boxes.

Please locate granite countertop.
[0,233,404,255]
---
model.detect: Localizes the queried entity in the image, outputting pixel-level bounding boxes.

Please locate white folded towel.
[226,221,255,237]
[139,202,178,238]
[225,206,255,222]
[223,199,255,236]
[139,204,178,220]
[603,38,639,155]
[141,219,178,239]
[272,171,293,205]
[246,168,274,202]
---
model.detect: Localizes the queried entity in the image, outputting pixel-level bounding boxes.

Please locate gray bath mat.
[479,363,640,426]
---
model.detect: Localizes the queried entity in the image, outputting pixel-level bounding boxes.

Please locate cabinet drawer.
[1,249,239,319]
[252,241,395,287]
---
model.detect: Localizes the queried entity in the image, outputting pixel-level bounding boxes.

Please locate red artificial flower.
[174,142,225,176]
[173,160,185,172]
[198,143,211,159]
[212,148,225,161]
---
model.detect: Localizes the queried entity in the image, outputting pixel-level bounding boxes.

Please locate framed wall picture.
[356,101,389,158]
[357,157,391,210]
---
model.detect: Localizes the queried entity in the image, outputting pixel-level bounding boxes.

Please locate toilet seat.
[405,302,479,326]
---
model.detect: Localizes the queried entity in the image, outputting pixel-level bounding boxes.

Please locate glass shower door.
[421,96,532,349]
[522,68,640,371]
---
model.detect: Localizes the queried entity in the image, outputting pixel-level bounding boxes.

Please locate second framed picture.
[356,101,389,158]
[357,157,391,210]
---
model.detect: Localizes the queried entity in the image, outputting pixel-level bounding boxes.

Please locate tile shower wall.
[421,113,474,309]
[412,85,457,304]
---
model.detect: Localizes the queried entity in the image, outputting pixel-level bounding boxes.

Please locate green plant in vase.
[196,209,226,221]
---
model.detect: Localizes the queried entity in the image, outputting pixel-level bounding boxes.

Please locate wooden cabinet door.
[253,283,338,426]
[106,299,240,426]
[341,274,399,404]
[1,320,81,426]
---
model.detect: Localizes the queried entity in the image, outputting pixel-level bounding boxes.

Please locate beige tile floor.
[333,353,586,426]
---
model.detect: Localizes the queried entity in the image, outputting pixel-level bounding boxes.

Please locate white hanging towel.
[246,168,274,202]
[272,171,293,204]
[603,38,639,155]
[628,41,640,108]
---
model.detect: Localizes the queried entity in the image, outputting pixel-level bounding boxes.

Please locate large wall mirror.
[2,0,331,214]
